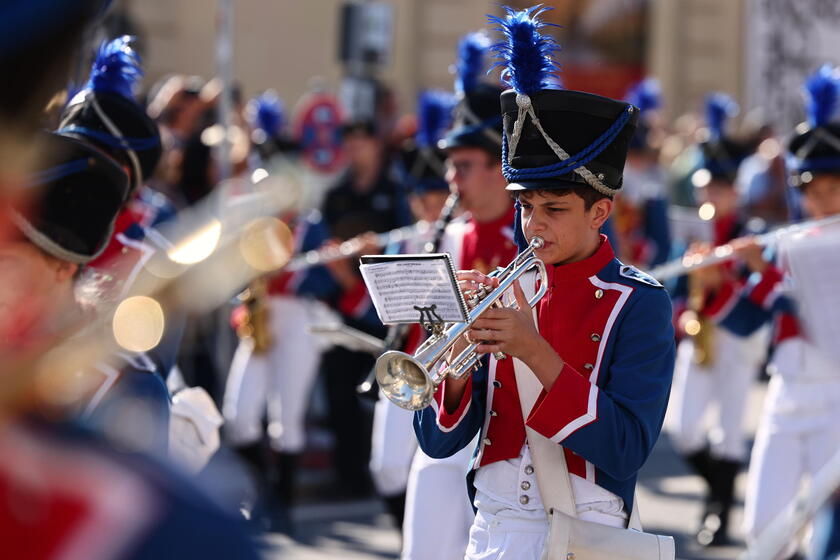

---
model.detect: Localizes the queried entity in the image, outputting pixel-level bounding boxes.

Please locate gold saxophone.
[236,277,273,354]
[680,272,715,367]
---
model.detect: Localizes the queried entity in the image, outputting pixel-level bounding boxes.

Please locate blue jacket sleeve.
[526,287,676,481]
[413,359,488,459]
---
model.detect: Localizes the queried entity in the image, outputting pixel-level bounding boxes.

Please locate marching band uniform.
[397,33,518,560]
[56,37,178,455]
[369,89,456,528]
[222,93,337,530]
[733,67,840,558]
[414,8,675,558]
[667,93,769,546]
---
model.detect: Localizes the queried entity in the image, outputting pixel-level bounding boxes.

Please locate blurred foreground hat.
[59,36,161,196]
[10,131,129,263]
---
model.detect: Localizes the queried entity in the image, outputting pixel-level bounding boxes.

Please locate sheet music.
[783,225,840,362]
[359,253,468,325]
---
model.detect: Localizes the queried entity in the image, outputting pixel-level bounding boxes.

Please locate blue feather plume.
[416,90,456,148]
[705,92,738,141]
[488,5,561,96]
[625,78,661,114]
[455,32,491,95]
[251,91,285,137]
[85,35,143,100]
[805,64,840,128]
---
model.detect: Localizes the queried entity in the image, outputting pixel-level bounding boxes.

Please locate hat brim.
[506,179,587,191]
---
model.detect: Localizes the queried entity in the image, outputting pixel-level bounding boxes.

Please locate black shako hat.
[696,93,753,184]
[400,90,455,195]
[489,6,637,196]
[11,131,129,263]
[59,36,161,197]
[439,32,504,155]
[787,65,840,186]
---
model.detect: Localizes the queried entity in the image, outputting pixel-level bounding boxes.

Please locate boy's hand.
[467,280,539,360]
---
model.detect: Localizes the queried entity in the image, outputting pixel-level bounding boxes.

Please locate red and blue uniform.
[413,237,675,513]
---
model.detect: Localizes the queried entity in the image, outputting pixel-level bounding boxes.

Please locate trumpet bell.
[375,350,435,411]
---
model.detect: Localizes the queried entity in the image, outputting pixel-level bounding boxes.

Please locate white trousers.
[370,393,417,496]
[402,444,476,560]
[222,296,321,453]
[743,374,840,551]
[669,326,768,460]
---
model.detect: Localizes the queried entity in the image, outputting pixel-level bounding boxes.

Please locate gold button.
[521,481,531,490]
[590,333,601,342]
[483,437,492,446]
[519,495,529,505]
[490,410,498,417]
[595,289,604,299]
[584,363,594,370]
[121,247,129,254]
[524,465,534,475]
[567,554,576,560]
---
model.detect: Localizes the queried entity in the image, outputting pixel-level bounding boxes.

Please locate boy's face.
[519,190,611,265]
[802,174,840,219]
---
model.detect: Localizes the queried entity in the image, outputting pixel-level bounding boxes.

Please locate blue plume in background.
[416,90,456,148]
[488,5,560,96]
[626,78,661,114]
[805,64,840,128]
[455,32,491,95]
[85,35,143,99]
[705,92,738,141]
[252,91,285,137]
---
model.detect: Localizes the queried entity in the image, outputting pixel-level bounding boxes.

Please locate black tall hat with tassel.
[399,90,456,194]
[490,5,639,196]
[439,32,505,154]
[59,36,161,196]
[696,93,753,184]
[10,131,129,263]
[787,65,840,186]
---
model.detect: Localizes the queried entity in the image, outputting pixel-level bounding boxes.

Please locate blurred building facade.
[117,0,840,130]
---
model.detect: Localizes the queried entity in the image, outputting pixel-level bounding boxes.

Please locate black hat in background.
[246,90,299,163]
[439,32,504,154]
[490,6,638,196]
[625,78,662,153]
[696,93,754,184]
[787,65,840,186]
[399,90,455,195]
[11,131,129,263]
[59,36,161,196]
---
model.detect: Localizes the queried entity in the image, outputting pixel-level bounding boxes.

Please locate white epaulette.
[619,264,663,288]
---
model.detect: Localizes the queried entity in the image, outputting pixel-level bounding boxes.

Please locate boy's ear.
[589,198,613,230]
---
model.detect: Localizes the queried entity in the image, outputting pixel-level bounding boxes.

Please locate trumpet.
[375,237,548,411]
[648,214,840,281]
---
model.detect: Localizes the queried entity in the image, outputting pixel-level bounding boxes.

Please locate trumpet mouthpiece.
[530,237,545,249]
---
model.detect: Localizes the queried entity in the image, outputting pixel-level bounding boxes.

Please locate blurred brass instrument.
[375,237,548,411]
[236,277,272,354]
